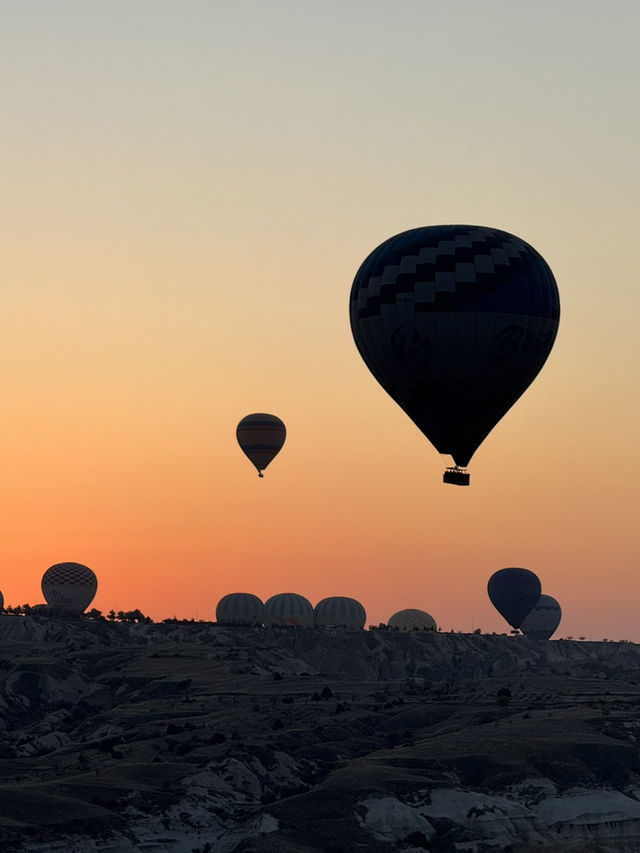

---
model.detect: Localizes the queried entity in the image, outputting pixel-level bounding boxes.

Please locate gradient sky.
[1,1,638,639]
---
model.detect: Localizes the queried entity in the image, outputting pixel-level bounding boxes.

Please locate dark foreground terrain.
[1,615,640,852]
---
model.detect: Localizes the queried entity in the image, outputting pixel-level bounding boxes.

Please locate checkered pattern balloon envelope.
[349,225,560,482]
[41,562,98,612]
[520,593,562,641]
[236,414,286,477]
[487,567,541,630]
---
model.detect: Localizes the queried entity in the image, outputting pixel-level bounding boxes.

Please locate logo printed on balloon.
[390,325,432,365]
[489,325,557,360]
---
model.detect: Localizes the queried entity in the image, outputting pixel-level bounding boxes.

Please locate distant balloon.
[488,568,541,630]
[236,413,286,477]
[349,225,560,485]
[216,593,264,627]
[388,608,437,632]
[41,562,97,613]
[521,594,562,641]
[264,593,313,628]
[314,597,366,630]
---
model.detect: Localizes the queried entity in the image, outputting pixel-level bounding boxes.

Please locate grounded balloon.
[0,590,3,611]
[521,594,562,641]
[236,413,286,477]
[264,593,314,628]
[349,225,560,484]
[488,568,541,630]
[388,608,437,632]
[216,592,264,626]
[314,596,366,630]
[41,562,98,613]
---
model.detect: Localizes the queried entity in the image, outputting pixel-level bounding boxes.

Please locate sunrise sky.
[1,1,638,639]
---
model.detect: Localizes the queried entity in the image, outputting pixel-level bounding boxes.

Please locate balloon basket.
[443,467,470,486]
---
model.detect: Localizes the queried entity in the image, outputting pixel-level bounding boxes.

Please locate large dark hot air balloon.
[520,594,562,641]
[488,567,541,630]
[236,413,286,477]
[349,225,560,484]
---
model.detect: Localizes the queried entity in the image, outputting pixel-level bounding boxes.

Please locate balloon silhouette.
[349,225,560,484]
[520,593,562,641]
[488,567,541,630]
[236,413,286,477]
[42,562,98,613]
[216,592,264,626]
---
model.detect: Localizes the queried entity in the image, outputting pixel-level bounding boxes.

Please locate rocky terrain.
[2,615,640,851]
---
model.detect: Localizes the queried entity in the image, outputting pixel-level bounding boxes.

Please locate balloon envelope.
[388,608,437,632]
[216,592,264,626]
[264,593,313,628]
[41,562,98,613]
[349,225,560,479]
[314,596,366,630]
[487,567,541,629]
[236,413,286,477]
[521,594,562,641]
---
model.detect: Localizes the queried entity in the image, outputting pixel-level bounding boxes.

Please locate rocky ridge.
[1,615,640,851]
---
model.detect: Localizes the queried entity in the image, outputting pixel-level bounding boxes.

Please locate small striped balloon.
[236,413,286,477]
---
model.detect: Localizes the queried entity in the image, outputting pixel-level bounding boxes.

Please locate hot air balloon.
[314,596,366,630]
[41,562,98,613]
[264,593,313,628]
[388,608,437,632]
[349,225,560,484]
[216,592,264,626]
[236,413,286,477]
[488,568,541,630]
[521,594,562,641]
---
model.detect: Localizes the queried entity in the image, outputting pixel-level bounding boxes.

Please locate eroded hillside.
[1,615,640,852]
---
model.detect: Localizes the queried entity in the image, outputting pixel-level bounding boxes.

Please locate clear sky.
[1,1,638,639]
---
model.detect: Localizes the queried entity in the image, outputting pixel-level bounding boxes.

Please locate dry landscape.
[1,614,640,852]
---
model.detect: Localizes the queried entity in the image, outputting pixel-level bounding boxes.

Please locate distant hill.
[1,614,640,852]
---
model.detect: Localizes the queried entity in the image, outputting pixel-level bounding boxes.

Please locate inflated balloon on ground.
[521,594,562,641]
[264,593,314,628]
[388,608,437,631]
[216,592,264,626]
[314,596,366,630]
[487,567,541,630]
[41,562,98,613]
